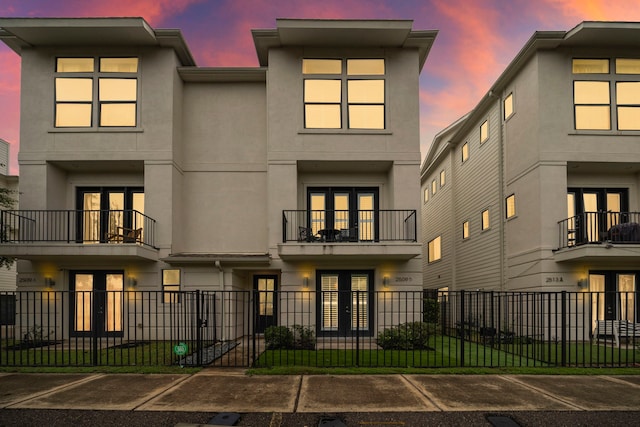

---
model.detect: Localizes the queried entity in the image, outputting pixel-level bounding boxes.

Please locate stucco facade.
[0,18,433,338]
[421,21,640,311]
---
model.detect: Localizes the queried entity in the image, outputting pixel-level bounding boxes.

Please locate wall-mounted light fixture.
[128,277,138,287]
[303,277,309,288]
[44,277,55,287]
[383,276,390,287]
[577,278,588,288]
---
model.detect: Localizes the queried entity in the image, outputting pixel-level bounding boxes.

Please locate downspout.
[215,260,226,340]
[489,90,507,292]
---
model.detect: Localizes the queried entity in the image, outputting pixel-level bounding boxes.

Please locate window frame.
[55,56,140,129]
[440,170,446,188]
[506,194,516,219]
[431,179,437,196]
[572,57,640,132]
[461,142,469,163]
[503,92,514,120]
[462,221,470,240]
[423,187,429,203]
[302,58,386,130]
[162,269,182,304]
[481,209,490,231]
[428,236,442,263]
[480,120,489,144]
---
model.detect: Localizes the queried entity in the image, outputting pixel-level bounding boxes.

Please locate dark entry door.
[254,275,277,333]
[70,271,124,337]
[317,270,373,337]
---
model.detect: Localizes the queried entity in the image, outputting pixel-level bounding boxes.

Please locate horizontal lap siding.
[453,104,502,290]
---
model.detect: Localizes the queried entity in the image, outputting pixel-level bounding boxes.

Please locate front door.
[317,270,373,337]
[254,275,277,334]
[70,271,124,337]
[589,271,638,329]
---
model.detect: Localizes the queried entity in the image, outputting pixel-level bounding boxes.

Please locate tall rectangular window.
[424,187,429,203]
[440,170,446,187]
[431,179,437,195]
[504,93,514,120]
[480,120,488,143]
[461,142,469,162]
[481,209,490,230]
[303,58,385,130]
[574,81,611,130]
[163,269,181,304]
[428,236,441,263]
[55,57,139,128]
[506,194,516,219]
[462,221,469,239]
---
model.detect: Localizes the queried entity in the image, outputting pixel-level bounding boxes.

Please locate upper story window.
[423,187,429,203]
[504,93,514,120]
[480,120,489,143]
[481,209,490,230]
[506,194,516,219]
[440,170,446,187]
[431,179,437,195]
[462,221,469,239]
[55,57,139,128]
[303,58,385,130]
[573,58,640,131]
[428,236,441,263]
[461,142,469,162]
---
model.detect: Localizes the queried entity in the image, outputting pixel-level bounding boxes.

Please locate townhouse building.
[421,22,640,325]
[0,18,432,340]
[0,138,18,292]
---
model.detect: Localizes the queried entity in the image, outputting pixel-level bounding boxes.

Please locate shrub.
[423,298,440,324]
[264,326,293,349]
[377,321,433,350]
[291,324,316,350]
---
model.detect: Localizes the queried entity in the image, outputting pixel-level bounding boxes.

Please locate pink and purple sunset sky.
[2,0,640,175]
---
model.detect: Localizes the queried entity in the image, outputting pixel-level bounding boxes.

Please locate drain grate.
[486,415,522,427]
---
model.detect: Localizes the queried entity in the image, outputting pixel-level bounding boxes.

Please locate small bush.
[423,298,440,324]
[377,321,433,350]
[264,326,293,350]
[292,324,316,350]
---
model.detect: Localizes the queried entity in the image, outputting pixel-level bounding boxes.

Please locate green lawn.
[254,335,640,369]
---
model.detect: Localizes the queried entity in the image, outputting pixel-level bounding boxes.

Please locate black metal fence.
[0,290,638,368]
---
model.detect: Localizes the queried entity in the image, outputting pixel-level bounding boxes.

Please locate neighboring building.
[0,138,18,292]
[421,21,640,319]
[0,18,433,339]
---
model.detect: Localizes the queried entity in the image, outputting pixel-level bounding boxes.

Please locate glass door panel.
[334,193,349,230]
[583,193,598,242]
[358,194,374,241]
[255,275,277,333]
[618,274,635,322]
[351,274,368,331]
[321,274,339,331]
[310,193,326,235]
[606,193,621,229]
[567,193,576,246]
[82,193,101,243]
[107,192,125,242]
[105,273,123,332]
[74,274,93,332]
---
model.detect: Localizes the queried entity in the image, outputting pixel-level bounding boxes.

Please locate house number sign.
[394,276,413,283]
[545,276,564,283]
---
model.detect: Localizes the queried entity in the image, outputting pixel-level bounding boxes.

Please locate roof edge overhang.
[252,19,437,69]
[0,17,195,66]
[161,253,271,266]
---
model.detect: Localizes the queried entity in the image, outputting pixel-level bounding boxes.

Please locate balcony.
[279,209,420,261]
[556,211,640,263]
[0,210,158,262]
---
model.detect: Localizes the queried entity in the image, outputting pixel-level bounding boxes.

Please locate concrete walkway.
[1,370,639,424]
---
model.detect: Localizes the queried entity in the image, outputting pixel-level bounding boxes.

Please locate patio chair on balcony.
[337,228,357,242]
[298,226,318,242]
[106,226,142,244]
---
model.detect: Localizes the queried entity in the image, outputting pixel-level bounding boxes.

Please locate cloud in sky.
[2,0,640,174]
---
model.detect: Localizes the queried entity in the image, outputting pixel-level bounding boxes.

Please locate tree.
[0,187,17,269]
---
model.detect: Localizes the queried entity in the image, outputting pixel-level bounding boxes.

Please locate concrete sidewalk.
[1,370,639,422]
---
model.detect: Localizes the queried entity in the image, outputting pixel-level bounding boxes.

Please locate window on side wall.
[480,120,488,143]
[462,221,469,240]
[428,236,441,263]
[504,93,514,120]
[55,57,139,128]
[506,194,516,219]
[303,58,385,130]
[424,187,429,203]
[440,170,446,187]
[162,269,181,304]
[481,209,490,230]
[461,142,469,162]
[431,179,437,196]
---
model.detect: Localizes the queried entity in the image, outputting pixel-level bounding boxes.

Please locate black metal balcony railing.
[282,209,417,243]
[0,210,156,248]
[558,211,640,249]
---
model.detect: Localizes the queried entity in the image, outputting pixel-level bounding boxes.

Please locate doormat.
[179,340,239,366]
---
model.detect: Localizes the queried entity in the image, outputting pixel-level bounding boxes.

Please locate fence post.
[561,291,567,367]
[459,290,465,367]
[196,290,202,366]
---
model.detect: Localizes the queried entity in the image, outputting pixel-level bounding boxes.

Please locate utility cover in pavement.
[486,415,522,427]
[208,412,240,425]
[318,416,347,427]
